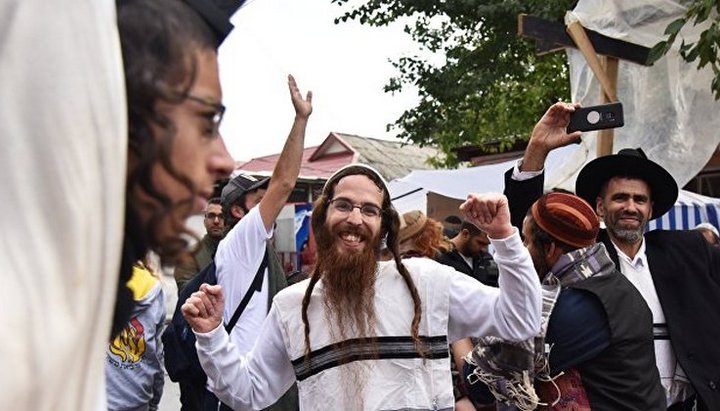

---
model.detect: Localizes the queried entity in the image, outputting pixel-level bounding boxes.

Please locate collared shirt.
[460,252,474,270]
[612,239,694,407]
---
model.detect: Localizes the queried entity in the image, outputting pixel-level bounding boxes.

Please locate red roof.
[236,132,358,180]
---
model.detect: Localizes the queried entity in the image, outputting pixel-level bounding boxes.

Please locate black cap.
[183,0,247,46]
[221,173,270,208]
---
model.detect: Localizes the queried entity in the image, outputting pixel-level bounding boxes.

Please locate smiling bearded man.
[183,163,543,410]
[311,187,383,345]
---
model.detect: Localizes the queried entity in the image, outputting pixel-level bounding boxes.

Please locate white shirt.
[215,206,272,355]
[613,240,693,406]
[511,159,544,181]
[0,2,126,410]
[196,229,542,410]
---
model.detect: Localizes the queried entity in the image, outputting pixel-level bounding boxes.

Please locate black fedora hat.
[575,148,678,220]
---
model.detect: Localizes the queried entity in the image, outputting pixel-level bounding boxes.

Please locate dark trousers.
[178,378,231,411]
[179,378,204,411]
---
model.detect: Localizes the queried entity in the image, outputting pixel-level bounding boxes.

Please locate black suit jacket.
[436,249,499,287]
[504,168,720,410]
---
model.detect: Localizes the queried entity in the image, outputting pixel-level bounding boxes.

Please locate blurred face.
[230,188,267,221]
[461,231,490,257]
[244,188,266,211]
[596,177,652,245]
[203,203,224,238]
[144,49,234,241]
[325,175,384,254]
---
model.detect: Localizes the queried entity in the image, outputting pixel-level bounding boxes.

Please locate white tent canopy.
[389,144,577,213]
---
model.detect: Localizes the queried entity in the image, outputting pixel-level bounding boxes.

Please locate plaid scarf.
[465,243,614,410]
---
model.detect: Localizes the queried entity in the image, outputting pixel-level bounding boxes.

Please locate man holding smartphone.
[503,102,720,411]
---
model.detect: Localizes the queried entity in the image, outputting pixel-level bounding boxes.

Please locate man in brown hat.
[504,102,720,411]
[464,192,665,410]
[181,164,542,410]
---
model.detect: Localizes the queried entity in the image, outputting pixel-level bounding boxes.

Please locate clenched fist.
[459,193,514,239]
[181,283,225,334]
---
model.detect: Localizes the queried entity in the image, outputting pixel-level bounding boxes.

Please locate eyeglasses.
[329,198,382,218]
[204,212,223,221]
[186,94,226,136]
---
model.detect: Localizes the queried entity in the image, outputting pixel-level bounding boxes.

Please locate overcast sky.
[217,0,424,162]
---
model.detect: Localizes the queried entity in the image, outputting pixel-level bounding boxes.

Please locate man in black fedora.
[503,102,720,411]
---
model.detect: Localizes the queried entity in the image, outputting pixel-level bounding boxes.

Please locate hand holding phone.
[567,102,624,133]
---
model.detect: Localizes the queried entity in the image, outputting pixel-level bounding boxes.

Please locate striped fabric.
[647,190,720,232]
[291,335,449,381]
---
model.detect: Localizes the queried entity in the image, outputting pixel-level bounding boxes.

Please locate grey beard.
[609,226,644,244]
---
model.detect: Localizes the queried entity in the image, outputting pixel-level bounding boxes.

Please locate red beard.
[313,221,381,341]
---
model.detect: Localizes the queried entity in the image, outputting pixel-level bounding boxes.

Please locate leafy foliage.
[647,0,720,100]
[332,0,577,166]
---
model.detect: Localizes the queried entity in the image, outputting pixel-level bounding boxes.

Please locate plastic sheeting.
[547,0,720,191]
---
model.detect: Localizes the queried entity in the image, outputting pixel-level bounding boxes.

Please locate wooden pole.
[596,56,619,157]
[566,22,617,102]
[566,22,619,157]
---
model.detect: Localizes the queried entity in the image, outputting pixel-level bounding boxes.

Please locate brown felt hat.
[531,192,599,248]
[399,210,427,242]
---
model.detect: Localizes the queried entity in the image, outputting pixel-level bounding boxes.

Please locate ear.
[545,242,563,266]
[595,197,605,218]
[231,204,245,219]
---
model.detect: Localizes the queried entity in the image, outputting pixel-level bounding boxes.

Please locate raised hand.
[288,74,312,119]
[181,283,225,334]
[459,193,514,239]
[522,102,583,171]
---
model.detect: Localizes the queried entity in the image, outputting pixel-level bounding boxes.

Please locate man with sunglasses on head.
[174,198,226,293]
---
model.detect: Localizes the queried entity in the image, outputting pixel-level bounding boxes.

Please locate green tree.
[648,0,720,100]
[332,0,577,166]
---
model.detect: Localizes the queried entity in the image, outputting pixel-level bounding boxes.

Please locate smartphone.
[567,102,624,133]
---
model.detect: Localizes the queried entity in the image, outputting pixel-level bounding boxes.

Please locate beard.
[314,221,381,342]
[530,247,550,281]
[459,241,472,257]
[605,210,646,244]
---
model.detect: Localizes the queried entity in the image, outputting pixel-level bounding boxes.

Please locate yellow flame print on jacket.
[109,317,146,363]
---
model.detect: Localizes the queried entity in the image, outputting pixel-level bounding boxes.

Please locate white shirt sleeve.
[511,159,544,181]
[215,206,274,354]
[447,228,541,342]
[196,304,296,410]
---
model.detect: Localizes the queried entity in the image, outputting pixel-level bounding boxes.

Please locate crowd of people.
[3,1,720,411]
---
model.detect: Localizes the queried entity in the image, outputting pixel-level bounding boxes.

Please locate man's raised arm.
[504,102,581,229]
[258,74,313,231]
